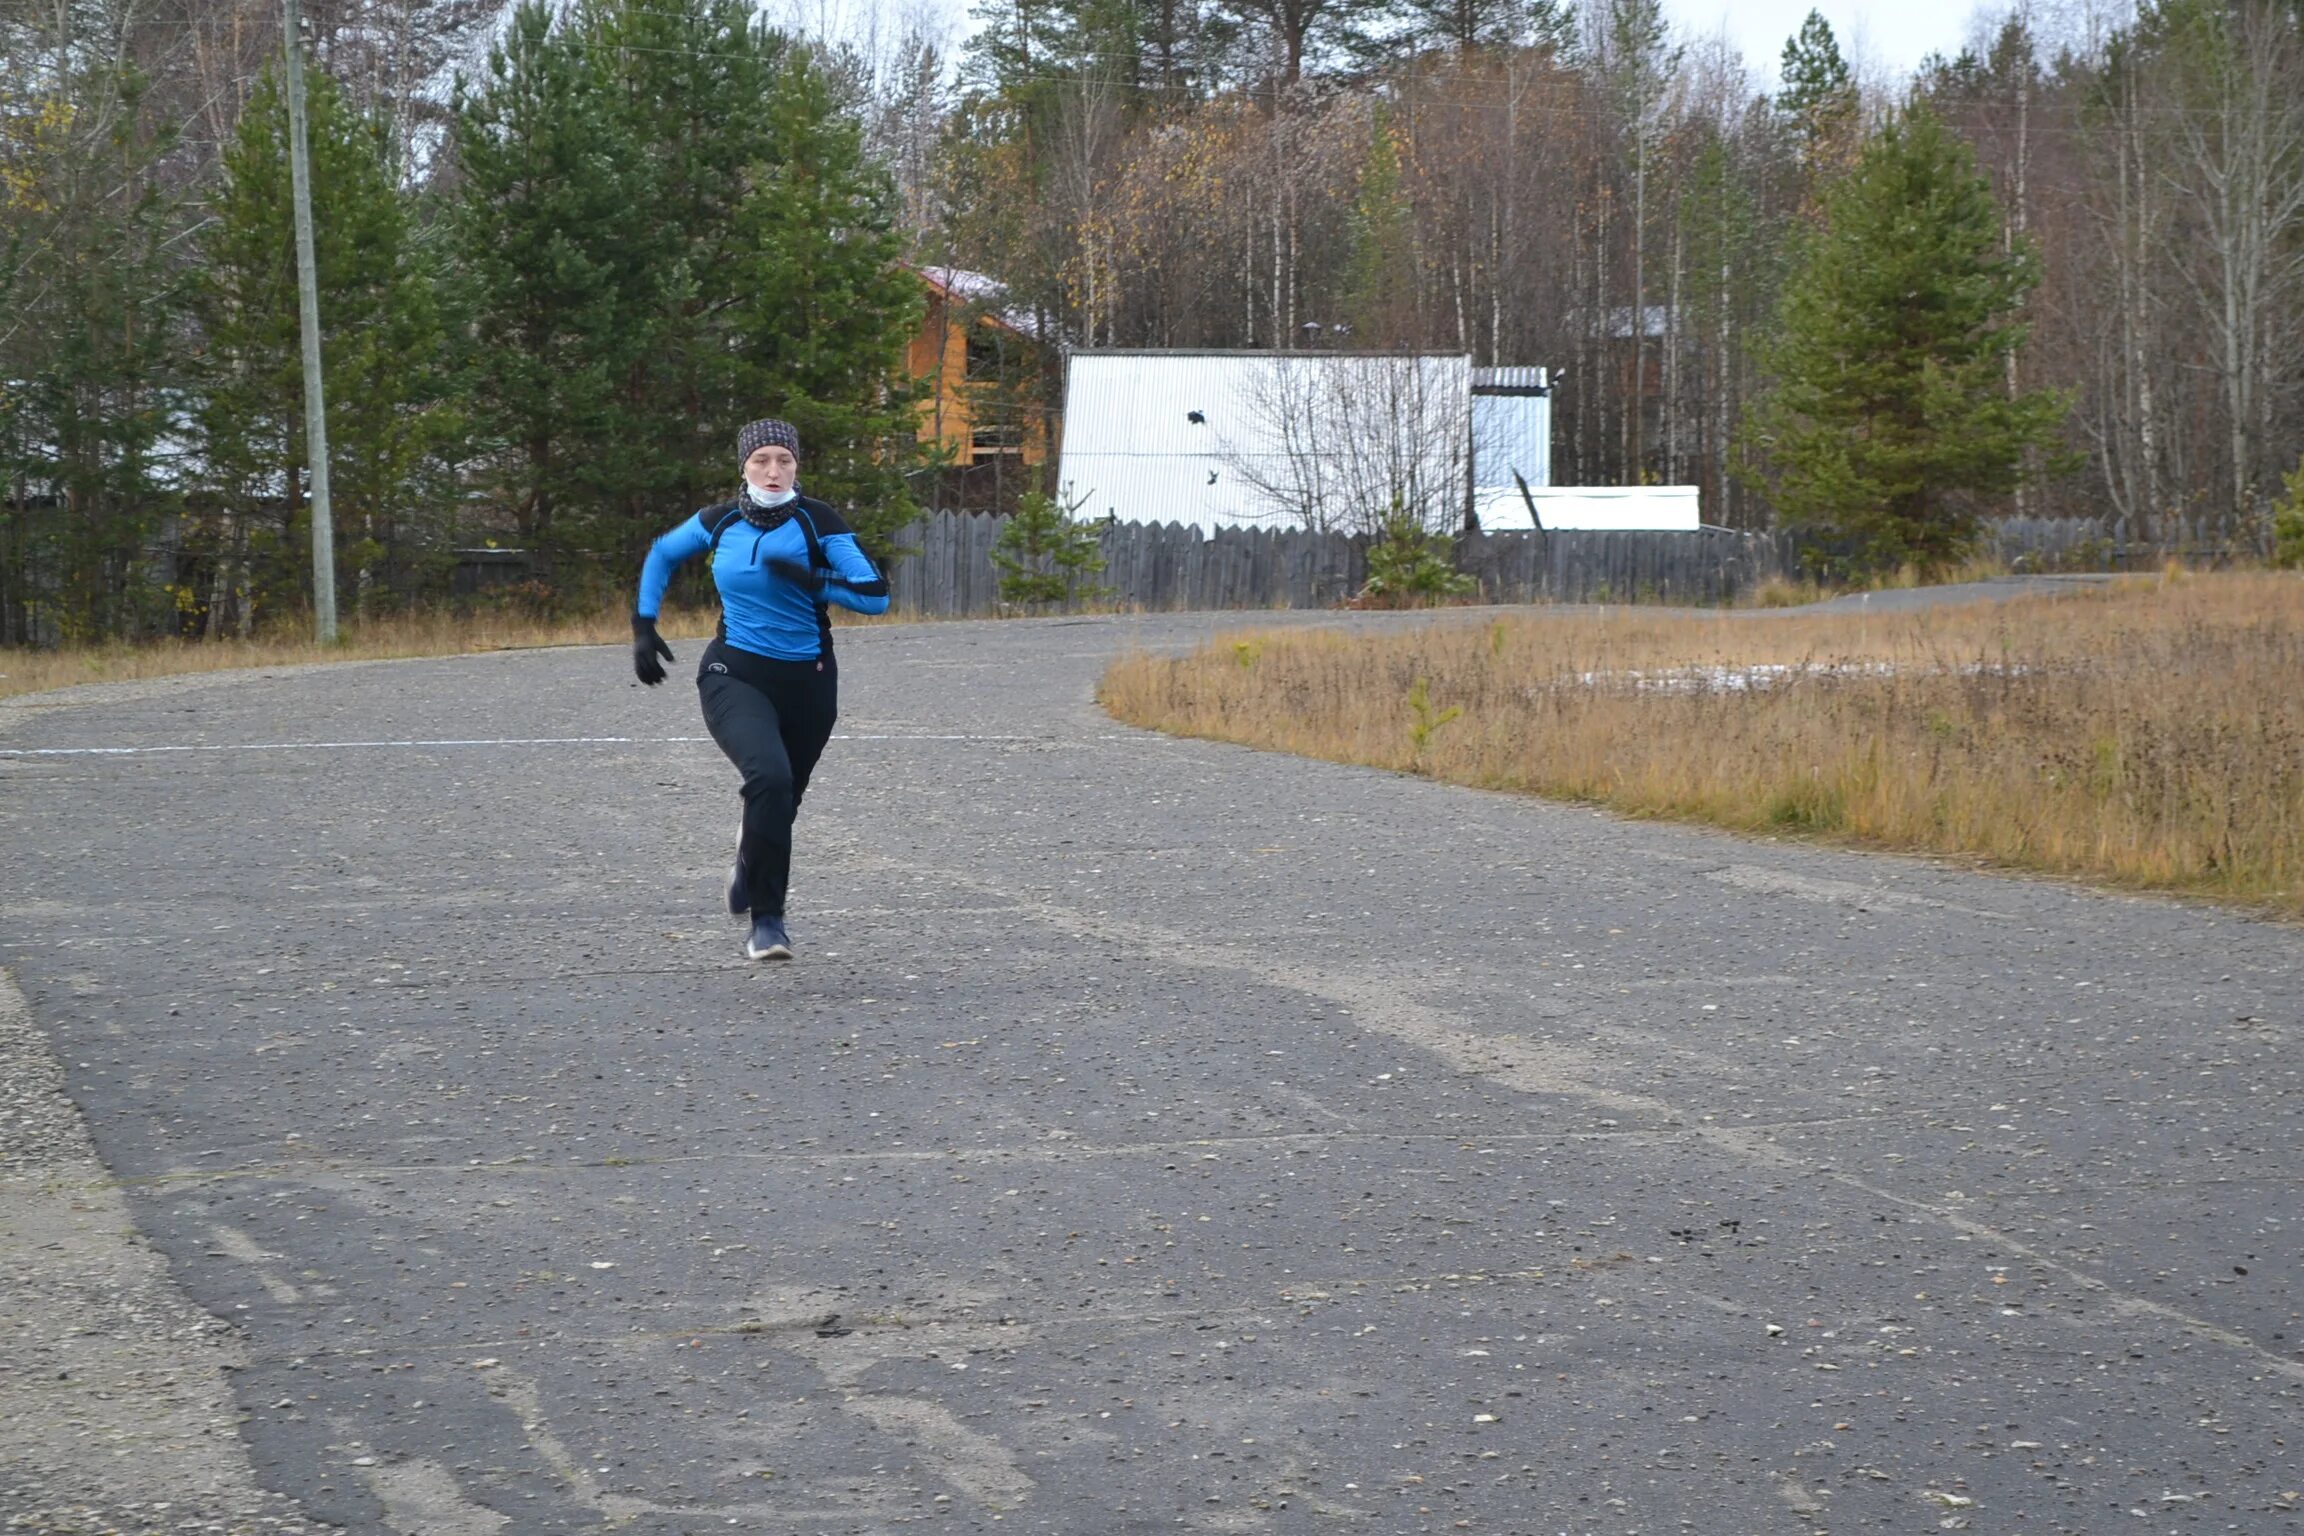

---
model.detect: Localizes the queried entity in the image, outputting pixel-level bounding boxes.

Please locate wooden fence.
[1985,515,2261,571]
[886,511,2233,618]
[887,513,1804,616]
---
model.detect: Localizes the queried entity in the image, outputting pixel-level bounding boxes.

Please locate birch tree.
[2147,0,2304,539]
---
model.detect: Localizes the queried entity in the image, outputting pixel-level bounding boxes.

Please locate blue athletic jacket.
[637,495,889,661]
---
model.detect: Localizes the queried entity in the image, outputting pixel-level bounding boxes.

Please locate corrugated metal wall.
[1058,351,1473,533]
[1470,365,1551,491]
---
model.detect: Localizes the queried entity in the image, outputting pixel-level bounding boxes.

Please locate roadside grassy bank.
[0,605,726,703]
[1099,572,2304,920]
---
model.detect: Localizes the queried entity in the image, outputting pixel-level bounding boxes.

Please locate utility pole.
[283,0,337,642]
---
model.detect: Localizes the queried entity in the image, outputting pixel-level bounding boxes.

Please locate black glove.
[766,556,827,594]
[631,613,674,686]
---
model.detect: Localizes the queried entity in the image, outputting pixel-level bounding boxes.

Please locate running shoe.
[745,914,793,962]
[726,859,749,916]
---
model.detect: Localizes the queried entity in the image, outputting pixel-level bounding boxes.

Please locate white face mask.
[745,482,797,510]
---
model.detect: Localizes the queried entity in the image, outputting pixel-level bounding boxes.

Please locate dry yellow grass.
[1100,571,2304,920]
[0,606,724,702]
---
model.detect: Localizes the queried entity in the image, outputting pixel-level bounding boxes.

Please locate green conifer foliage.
[1361,506,1473,604]
[728,47,927,568]
[1743,104,2068,578]
[0,66,180,644]
[451,1,654,583]
[192,67,451,631]
[993,491,1109,610]
[453,0,922,593]
[1344,104,1413,343]
[580,0,784,534]
[1777,10,1858,166]
[2271,455,2304,569]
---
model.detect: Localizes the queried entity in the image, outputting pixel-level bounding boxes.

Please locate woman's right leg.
[697,664,798,919]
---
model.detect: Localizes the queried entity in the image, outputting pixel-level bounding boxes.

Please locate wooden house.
[908,266,1050,480]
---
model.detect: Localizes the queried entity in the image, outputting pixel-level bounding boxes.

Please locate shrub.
[994,491,1110,611]
[1360,507,1473,606]
[2272,455,2304,570]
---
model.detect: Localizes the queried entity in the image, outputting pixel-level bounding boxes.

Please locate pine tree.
[725,46,926,567]
[453,0,924,585]
[1678,125,1780,530]
[1602,0,1681,482]
[450,0,654,584]
[1776,10,1857,168]
[968,0,1161,99]
[1743,104,2068,577]
[1343,103,1413,342]
[0,52,182,644]
[1361,505,1473,604]
[191,65,451,631]
[1396,0,1572,56]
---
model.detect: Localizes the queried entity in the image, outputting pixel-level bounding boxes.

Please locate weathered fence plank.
[887,513,2114,618]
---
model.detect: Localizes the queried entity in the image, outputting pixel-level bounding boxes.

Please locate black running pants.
[696,638,839,919]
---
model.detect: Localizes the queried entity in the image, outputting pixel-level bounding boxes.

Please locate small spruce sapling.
[1360,506,1473,605]
[994,489,1110,612]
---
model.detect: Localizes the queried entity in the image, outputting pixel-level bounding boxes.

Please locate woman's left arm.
[817,522,891,616]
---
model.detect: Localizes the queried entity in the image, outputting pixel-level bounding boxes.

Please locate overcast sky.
[782,0,2102,95]
[1669,0,1991,85]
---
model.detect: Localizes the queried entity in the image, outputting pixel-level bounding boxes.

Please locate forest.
[3,0,2300,642]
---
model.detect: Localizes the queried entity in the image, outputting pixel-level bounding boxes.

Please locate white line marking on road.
[206,1223,301,1304]
[0,736,715,756]
[365,1458,509,1535]
[493,1368,648,1521]
[0,732,1070,758]
[758,1282,1040,1512]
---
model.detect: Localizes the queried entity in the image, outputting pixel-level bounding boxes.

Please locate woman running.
[631,418,889,960]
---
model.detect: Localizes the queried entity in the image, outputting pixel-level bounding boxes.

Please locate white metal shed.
[1472,484,1703,532]
[1058,351,1473,533]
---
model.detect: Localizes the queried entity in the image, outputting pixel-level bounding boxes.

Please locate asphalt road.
[2,604,2299,1536]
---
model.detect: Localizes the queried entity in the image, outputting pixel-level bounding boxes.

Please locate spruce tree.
[1743,104,2067,577]
[726,46,926,567]
[192,66,451,630]
[579,0,784,534]
[0,61,181,644]
[453,0,923,584]
[450,0,652,582]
